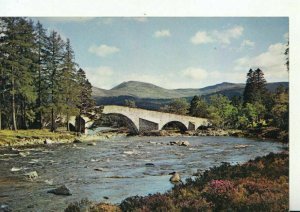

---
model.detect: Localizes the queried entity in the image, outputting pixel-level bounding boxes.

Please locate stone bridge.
[102,105,210,133]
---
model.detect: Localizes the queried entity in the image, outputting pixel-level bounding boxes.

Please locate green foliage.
[189,95,209,118]
[160,98,189,115]
[207,94,238,128]
[124,99,137,108]
[271,86,288,130]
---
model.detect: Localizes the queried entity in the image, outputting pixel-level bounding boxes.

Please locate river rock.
[44,139,53,145]
[170,141,180,146]
[24,171,38,180]
[234,144,252,149]
[0,204,12,212]
[169,172,181,183]
[47,185,72,196]
[180,141,190,146]
[73,139,83,144]
[87,142,96,146]
[44,179,54,185]
[19,151,30,157]
[11,167,22,172]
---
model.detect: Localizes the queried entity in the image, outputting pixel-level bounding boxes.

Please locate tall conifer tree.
[45,30,65,131]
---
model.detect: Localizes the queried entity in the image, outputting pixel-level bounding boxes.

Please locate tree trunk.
[50,75,55,132]
[0,109,2,130]
[66,112,69,131]
[12,75,17,131]
[51,107,55,132]
[37,60,42,129]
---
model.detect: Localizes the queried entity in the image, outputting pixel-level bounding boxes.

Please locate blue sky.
[36,17,288,89]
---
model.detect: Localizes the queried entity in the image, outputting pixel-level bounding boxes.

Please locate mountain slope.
[92,81,288,110]
[110,81,184,99]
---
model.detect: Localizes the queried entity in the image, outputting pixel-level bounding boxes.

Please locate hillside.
[92,81,288,110]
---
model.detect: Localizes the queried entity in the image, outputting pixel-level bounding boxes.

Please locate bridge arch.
[161,121,188,132]
[100,113,139,134]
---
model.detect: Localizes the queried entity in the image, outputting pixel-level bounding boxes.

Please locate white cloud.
[182,67,209,80]
[191,26,244,45]
[88,44,120,57]
[181,67,245,86]
[190,31,214,44]
[154,29,171,38]
[85,66,114,89]
[234,42,288,82]
[214,26,244,44]
[241,39,255,48]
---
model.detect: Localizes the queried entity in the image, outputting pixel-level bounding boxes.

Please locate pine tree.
[243,69,254,104]
[76,68,95,133]
[0,17,37,130]
[189,95,200,115]
[45,30,65,132]
[77,68,95,114]
[33,21,49,128]
[243,68,267,104]
[61,38,80,131]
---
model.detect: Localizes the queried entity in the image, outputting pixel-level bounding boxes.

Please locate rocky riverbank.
[0,129,127,147]
[141,127,288,143]
[0,126,287,148]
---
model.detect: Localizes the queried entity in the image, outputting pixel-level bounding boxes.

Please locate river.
[0,135,285,211]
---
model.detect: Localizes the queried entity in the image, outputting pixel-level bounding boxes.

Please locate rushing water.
[0,135,285,211]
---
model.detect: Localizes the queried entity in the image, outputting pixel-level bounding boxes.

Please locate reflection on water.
[0,136,285,211]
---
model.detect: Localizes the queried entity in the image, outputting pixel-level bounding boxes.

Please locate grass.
[0,129,75,146]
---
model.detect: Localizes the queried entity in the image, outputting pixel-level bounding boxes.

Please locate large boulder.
[47,185,72,196]
[169,172,181,183]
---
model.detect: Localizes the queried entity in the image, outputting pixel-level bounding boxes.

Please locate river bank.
[65,151,288,211]
[0,129,128,147]
[141,127,288,143]
[0,126,288,147]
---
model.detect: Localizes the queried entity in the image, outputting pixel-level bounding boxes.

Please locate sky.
[35,17,289,89]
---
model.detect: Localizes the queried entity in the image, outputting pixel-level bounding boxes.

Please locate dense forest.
[0,17,95,131]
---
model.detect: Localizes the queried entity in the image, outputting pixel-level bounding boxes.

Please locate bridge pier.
[139,118,159,133]
[188,122,196,131]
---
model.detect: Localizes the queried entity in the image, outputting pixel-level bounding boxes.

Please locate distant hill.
[92,81,288,110]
